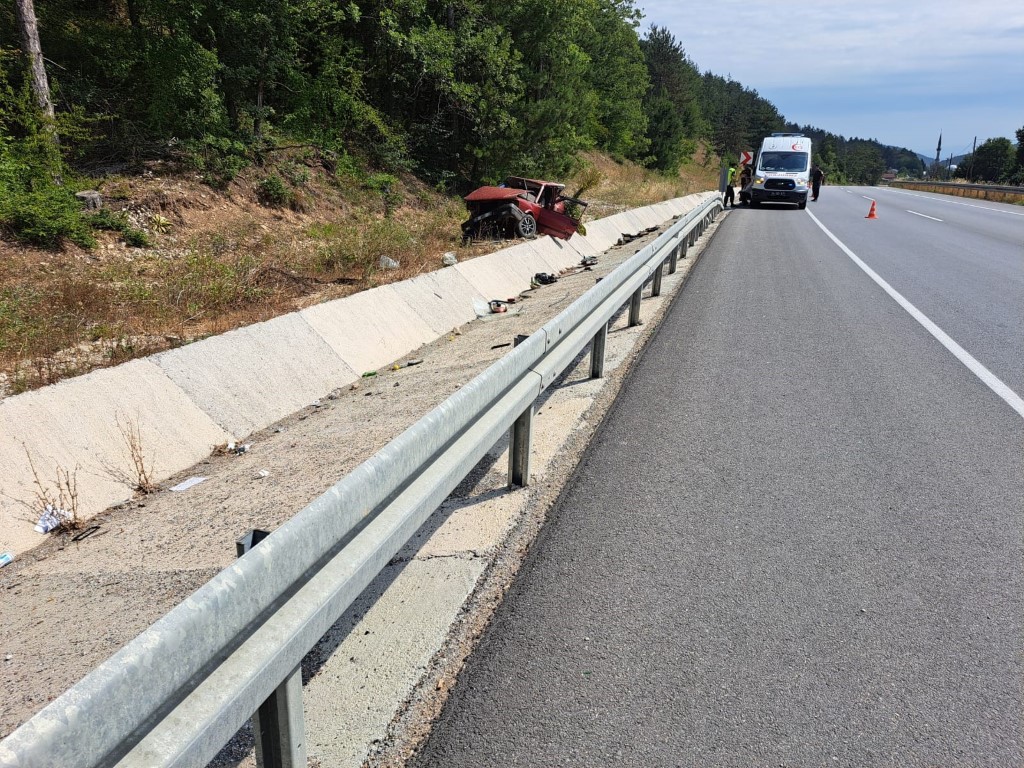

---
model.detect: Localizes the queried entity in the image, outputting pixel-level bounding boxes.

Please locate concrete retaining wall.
[0,193,715,557]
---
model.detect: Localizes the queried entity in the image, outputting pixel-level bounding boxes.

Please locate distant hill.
[916,152,970,166]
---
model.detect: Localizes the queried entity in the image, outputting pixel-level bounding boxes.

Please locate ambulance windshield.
[759,152,808,172]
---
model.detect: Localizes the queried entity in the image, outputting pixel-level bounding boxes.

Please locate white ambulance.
[749,133,811,209]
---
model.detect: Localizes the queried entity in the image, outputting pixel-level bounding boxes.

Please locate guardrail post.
[651,259,664,297]
[629,287,642,326]
[509,404,534,487]
[253,666,306,768]
[237,532,308,768]
[668,241,678,274]
[590,322,608,379]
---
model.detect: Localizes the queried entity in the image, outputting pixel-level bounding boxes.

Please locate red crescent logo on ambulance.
[791,142,803,150]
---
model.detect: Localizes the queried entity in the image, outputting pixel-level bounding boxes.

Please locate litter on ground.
[170,476,207,492]
[33,505,65,534]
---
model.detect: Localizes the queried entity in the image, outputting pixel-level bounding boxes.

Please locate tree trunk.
[14,0,54,119]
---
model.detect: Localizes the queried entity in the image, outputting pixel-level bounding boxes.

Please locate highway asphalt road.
[410,189,1024,766]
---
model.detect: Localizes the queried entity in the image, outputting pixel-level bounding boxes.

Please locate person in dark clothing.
[739,163,752,205]
[810,164,825,201]
[724,164,736,207]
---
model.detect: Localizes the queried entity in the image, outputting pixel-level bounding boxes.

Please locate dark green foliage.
[970,137,1015,183]
[0,51,94,247]
[121,227,151,248]
[640,27,704,173]
[257,174,292,206]
[3,0,966,249]
[85,209,150,247]
[0,183,95,248]
[584,1,650,161]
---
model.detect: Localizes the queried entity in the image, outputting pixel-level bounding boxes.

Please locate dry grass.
[9,448,82,534]
[104,414,159,495]
[0,147,720,397]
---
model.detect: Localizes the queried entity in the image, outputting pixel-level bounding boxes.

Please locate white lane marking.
[861,195,875,201]
[878,187,1024,217]
[907,210,943,222]
[805,209,1024,420]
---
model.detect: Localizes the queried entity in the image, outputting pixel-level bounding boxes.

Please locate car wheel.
[516,214,537,239]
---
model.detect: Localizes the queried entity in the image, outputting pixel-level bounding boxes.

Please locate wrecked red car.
[461,177,587,243]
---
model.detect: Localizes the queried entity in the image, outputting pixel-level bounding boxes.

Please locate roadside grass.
[0,148,719,396]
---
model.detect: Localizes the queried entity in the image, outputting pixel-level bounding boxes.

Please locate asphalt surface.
[410,191,1024,766]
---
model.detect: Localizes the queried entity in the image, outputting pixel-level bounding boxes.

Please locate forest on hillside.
[5,0,1008,249]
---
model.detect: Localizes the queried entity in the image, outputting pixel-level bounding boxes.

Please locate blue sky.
[635,0,1024,157]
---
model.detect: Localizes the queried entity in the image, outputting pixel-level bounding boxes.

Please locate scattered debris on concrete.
[254,470,270,480]
[442,252,458,266]
[0,553,13,568]
[71,526,102,542]
[169,476,207,492]
[532,272,558,287]
[391,359,425,371]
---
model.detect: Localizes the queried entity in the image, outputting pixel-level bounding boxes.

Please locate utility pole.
[967,136,977,181]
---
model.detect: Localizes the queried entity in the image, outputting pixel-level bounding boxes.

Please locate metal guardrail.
[890,180,1024,199]
[0,195,722,768]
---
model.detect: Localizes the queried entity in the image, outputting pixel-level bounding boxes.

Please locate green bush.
[88,208,129,231]
[121,227,151,248]
[186,135,250,188]
[0,182,95,248]
[86,209,150,247]
[258,174,292,206]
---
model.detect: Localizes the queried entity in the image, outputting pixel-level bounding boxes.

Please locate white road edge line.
[805,209,1024,420]
[907,210,943,222]
[879,187,1024,217]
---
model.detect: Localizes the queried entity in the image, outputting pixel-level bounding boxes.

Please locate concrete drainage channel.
[0,195,723,768]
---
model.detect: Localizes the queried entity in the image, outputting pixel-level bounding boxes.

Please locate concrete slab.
[154,313,359,439]
[0,360,231,556]
[577,218,621,252]
[521,238,577,274]
[617,210,649,233]
[636,205,660,226]
[551,233,600,262]
[405,487,532,560]
[303,557,485,768]
[301,284,439,376]
[493,241,554,284]
[390,268,481,337]
[452,251,530,303]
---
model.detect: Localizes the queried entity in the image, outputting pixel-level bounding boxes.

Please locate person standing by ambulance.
[723,164,736,207]
[810,163,825,201]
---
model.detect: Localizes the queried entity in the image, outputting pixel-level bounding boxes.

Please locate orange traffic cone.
[865,200,878,219]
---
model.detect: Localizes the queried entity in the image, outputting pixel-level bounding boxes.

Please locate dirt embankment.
[0,150,718,398]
